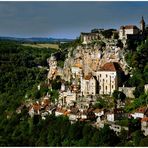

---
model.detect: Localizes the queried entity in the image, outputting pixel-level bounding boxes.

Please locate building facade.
[80,74,97,96]
[95,62,123,95]
[81,32,100,44]
[119,25,140,40]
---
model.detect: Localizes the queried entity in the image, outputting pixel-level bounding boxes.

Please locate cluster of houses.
[16,95,148,136]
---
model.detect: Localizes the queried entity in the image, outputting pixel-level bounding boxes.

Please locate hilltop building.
[119,16,146,42]
[81,17,146,46]
[140,16,145,33]
[81,32,100,44]
[119,25,140,40]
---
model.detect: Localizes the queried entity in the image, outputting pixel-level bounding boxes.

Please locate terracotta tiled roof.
[56,108,67,114]
[136,107,147,113]
[33,103,41,111]
[141,117,148,122]
[100,62,122,71]
[120,25,139,30]
[93,108,103,113]
[70,107,79,114]
[84,73,92,80]
[73,63,82,68]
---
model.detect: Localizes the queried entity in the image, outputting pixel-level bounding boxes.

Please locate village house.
[55,107,67,117]
[93,108,105,122]
[80,73,98,96]
[78,108,96,121]
[71,63,83,78]
[131,106,148,119]
[109,123,128,135]
[95,62,124,95]
[106,108,127,122]
[28,101,41,117]
[68,107,80,123]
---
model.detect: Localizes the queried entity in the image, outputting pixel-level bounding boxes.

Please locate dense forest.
[0,40,148,146]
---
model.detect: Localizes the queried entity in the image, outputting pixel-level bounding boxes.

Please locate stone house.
[95,62,124,95]
[109,124,128,135]
[131,107,148,119]
[68,107,80,122]
[28,101,41,117]
[80,74,98,96]
[106,108,127,122]
[71,63,83,79]
[55,107,67,116]
[93,108,105,122]
[119,25,140,40]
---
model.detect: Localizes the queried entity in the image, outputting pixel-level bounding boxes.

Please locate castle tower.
[140,16,145,33]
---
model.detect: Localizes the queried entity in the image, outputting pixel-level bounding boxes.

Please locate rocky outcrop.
[63,42,129,82]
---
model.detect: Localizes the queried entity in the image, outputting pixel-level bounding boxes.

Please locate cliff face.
[63,42,129,82]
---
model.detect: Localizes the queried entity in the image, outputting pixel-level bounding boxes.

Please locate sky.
[0,1,148,39]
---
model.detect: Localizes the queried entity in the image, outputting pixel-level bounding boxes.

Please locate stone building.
[119,25,140,40]
[119,17,146,40]
[95,62,123,95]
[140,16,145,33]
[80,74,98,96]
[81,32,100,44]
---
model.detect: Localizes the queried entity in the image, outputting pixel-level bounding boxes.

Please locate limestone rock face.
[62,43,129,82]
[47,55,63,80]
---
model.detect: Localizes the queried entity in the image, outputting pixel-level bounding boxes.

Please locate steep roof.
[73,63,82,69]
[84,73,92,80]
[99,62,122,72]
[141,117,148,122]
[120,25,139,30]
[136,106,147,113]
[140,16,145,24]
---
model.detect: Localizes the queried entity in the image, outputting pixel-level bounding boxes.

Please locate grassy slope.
[22,43,59,50]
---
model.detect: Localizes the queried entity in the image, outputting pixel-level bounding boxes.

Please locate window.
[106,86,107,90]
[112,85,114,89]
[100,74,101,77]
[106,74,108,78]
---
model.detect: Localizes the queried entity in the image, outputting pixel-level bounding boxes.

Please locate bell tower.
[140,16,145,33]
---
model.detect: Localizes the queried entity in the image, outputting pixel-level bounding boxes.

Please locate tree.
[132,130,145,146]
[139,136,148,146]
[112,90,126,102]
